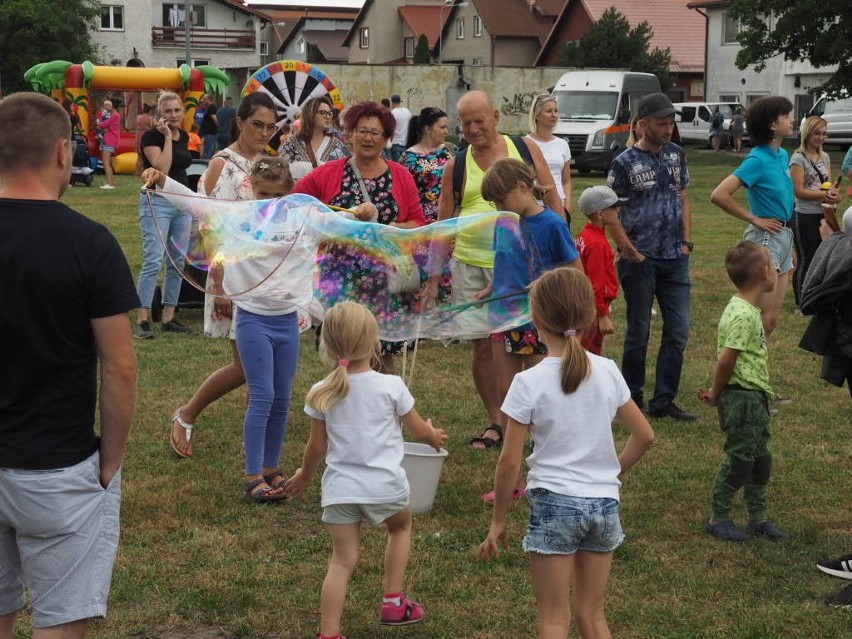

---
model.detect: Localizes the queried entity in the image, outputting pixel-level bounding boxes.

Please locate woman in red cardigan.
[294,101,426,372]
[96,99,121,189]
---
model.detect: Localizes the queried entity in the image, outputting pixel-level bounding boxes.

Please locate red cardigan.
[293,158,426,226]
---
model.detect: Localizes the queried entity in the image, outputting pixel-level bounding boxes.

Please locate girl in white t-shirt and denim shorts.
[285,301,447,639]
[477,267,654,639]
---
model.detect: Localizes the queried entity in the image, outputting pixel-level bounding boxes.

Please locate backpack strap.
[452,135,534,208]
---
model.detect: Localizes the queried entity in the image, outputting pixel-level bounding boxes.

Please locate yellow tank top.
[454,135,523,268]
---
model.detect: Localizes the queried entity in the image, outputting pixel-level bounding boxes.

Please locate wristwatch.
[682,240,694,252]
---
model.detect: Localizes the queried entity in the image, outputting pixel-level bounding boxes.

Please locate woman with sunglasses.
[168,92,283,459]
[280,95,350,180]
[526,93,573,224]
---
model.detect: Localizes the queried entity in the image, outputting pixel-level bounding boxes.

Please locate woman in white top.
[478,267,654,639]
[280,95,350,180]
[526,94,573,223]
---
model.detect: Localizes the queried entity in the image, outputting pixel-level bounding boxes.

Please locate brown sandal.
[245,479,286,503]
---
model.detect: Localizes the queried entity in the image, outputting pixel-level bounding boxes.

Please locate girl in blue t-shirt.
[470,159,583,478]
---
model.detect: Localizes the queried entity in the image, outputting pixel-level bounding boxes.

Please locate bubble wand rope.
[400,314,423,387]
[142,188,307,300]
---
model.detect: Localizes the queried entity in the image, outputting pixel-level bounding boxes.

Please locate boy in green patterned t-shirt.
[699,241,790,543]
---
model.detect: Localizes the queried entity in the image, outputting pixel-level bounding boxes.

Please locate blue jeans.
[137,193,191,308]
[202,134,217,159]
[235,309,300,476]
[618,255,691,411]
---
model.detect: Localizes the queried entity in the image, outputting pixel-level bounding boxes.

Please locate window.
[456,18,464,39]
[698,106,712,122]
[177,59,210,67]
[719,94,740,103]
[260,41,269,56]
[746,93,768,106]
[359,27,369,49]
[473,15,482,37]
[163,4,206,28]
[472,57,483,66]
[100,5,123,30]
[680,106,696,121]
[404,37,414,59]
[297,36,305,54]
[722,11,740,44]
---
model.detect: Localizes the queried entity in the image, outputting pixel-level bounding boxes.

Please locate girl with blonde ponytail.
[286,301,447,639]
[477,267,655,639]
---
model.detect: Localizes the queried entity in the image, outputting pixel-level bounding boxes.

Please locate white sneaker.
[100,184,116,190]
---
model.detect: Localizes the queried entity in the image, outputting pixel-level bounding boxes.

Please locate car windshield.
[553,91,619,120]
[823,97,852,115]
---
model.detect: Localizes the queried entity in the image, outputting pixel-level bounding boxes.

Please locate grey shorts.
[450,259,494,339]
[523,488,624,555]
[322,499,409,525]
[743,224,794,275]
[0,451,121,628]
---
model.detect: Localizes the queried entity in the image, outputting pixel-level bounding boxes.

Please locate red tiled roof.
[398,5,450,48]
[537,0,705,72]
[218,0,273,22]
[471,0,557,41]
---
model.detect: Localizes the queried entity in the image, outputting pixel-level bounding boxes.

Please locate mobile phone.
[833,175,843,189]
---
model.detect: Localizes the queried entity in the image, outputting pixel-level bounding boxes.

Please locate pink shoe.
[380,594,424,626]
[481,487,526,503]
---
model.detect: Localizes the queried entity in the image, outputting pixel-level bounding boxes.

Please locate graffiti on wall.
[501,92,537,116]
[406,86,424,104]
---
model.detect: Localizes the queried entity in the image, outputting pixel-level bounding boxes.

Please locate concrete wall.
[314,63,574,133]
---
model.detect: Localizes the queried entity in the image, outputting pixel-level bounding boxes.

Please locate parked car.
[805,96,852,149]
[674,101,744,146]
[551,70,661,173]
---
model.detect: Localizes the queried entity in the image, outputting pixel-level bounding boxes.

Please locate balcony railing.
[152,27,256,50]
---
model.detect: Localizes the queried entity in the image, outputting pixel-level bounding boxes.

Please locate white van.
[551,71,661,173]
[806,96,852,148]
[674,101,743,145]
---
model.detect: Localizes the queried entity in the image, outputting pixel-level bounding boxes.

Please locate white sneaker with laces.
[100,184,116,190]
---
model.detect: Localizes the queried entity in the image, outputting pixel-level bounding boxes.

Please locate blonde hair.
[157,90,182,112]
[528,93,557,135]
[796,115,827,155]
[305,302,380,412]
[481,158,549,205]
[529,267,596,393]
[250,155,294,192]
[626,115,641,147]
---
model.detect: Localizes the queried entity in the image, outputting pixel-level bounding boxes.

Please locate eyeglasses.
[248,119,279,134]
[354,127,385,139]
[316,110,333,118]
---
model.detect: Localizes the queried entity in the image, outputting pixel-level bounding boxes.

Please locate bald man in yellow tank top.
[426,90,561,449]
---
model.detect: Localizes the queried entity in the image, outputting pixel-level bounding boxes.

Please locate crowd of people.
[2,85,852,639]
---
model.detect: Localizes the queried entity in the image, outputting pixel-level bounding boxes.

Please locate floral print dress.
[318,162,415,355]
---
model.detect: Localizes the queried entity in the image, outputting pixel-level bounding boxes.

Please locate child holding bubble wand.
[477,267,654,639]
[284,301,447,639]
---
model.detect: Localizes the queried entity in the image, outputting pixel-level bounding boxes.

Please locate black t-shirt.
[200,103,218,135]
[141,128,193,186]
[0,199,140,470]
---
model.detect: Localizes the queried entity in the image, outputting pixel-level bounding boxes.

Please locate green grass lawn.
[20,148,852,639]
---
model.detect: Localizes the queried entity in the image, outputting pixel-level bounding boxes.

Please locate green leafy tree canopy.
[728,0,851,98]
[0,0,101,94]
[558,7,673,90]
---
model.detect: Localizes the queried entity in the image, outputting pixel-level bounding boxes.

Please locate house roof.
[685,0,731,8]
[218,0,273,22]
[398,5,450,48]
[341,0,373,47]
[302,29,350,62]
[272,11,356,53]
[536,0,705,72]
[470,0,559,41]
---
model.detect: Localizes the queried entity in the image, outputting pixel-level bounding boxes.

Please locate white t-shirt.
[305,371,415,506]
[501,355,630,501]
[391,106,412,146]
[528,136,571,201]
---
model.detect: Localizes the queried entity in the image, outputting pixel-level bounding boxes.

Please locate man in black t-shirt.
[0,93,139,638]
[198,93,218,159]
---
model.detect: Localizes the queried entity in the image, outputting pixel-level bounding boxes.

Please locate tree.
[413,34,431,65]
[558,8,673,90]
[728,0,851,98]
[0,0,101,94]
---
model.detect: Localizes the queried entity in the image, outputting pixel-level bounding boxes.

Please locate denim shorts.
[0,451,121,627]
[523,488,624,555]
[100,145,116,154]
[743,224,794,274]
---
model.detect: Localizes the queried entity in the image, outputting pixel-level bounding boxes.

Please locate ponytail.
[305,365,350,414]
[559,329,590,394]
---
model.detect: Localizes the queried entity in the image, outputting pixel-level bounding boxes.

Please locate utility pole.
[184,0,192,66]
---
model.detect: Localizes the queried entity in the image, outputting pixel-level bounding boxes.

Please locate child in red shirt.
[576,185,620,355]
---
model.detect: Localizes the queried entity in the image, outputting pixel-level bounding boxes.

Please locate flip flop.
[470,423,503,449]
[481,488,526,503]
[170,408,194,459]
